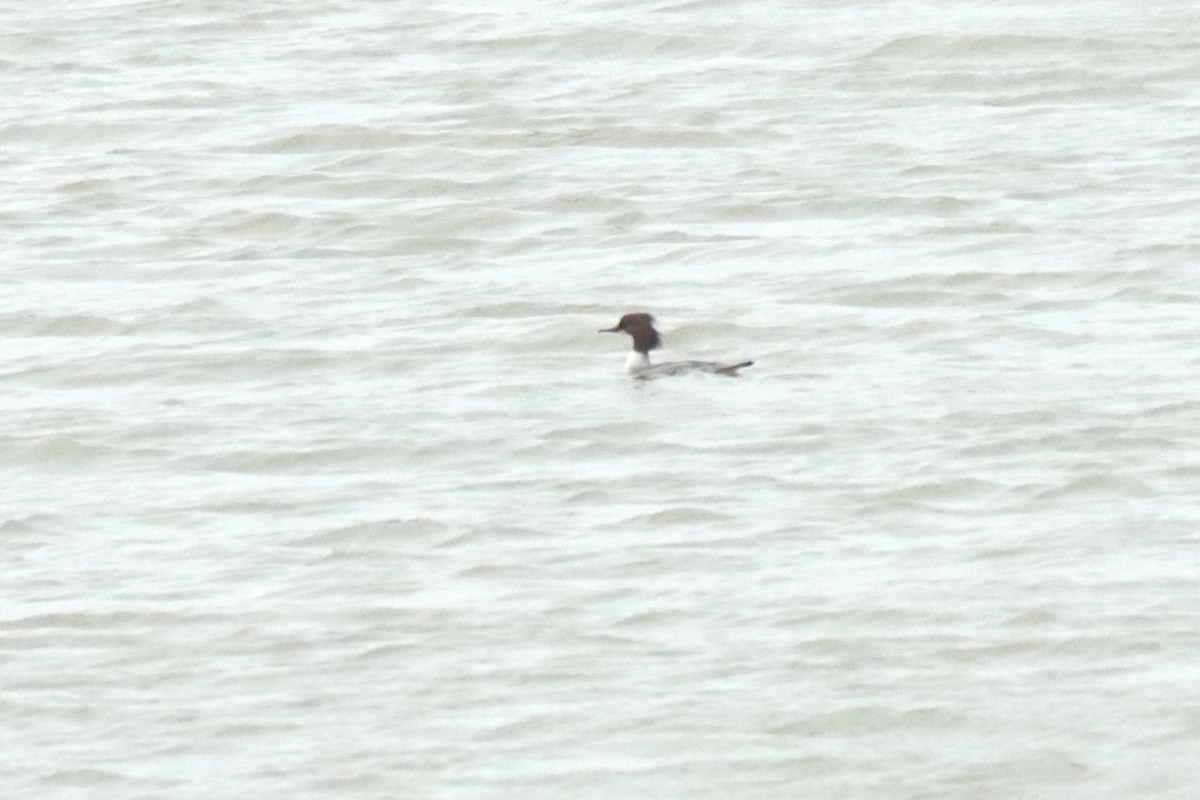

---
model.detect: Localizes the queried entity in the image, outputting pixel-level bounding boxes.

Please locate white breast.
[625,351,651,374]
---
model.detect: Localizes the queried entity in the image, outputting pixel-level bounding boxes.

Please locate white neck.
[625,351,651,374]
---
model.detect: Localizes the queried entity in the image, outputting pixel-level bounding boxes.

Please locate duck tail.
[715,361,754,376]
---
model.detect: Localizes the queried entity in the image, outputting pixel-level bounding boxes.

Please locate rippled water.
[3,1,1199,797]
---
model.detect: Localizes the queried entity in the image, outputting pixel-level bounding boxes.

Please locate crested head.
[601,312,661,354]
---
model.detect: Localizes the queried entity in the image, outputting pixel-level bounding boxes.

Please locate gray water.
[3,1,1199,797]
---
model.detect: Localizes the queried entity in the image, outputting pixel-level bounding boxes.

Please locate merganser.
[599,313,754,378]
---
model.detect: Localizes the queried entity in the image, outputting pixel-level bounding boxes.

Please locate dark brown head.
[599,312,662,354]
